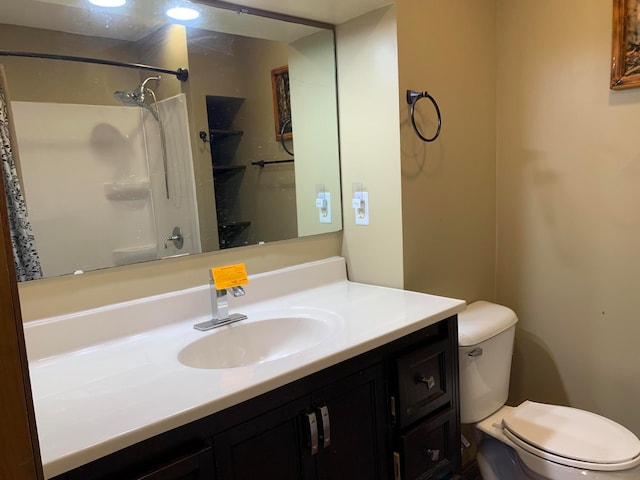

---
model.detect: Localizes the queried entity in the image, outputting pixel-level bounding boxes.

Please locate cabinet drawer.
[396,339,451,428]
[137,446,213,480]
[395,408,455,480]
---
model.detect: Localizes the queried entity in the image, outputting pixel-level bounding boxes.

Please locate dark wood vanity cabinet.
[214,364,388,480]
[213,395,310,479]
[313,364,388,479]
[136,446,215,480]
[55,441,215,480]
[53,316,460,480]
[389,319,462,480]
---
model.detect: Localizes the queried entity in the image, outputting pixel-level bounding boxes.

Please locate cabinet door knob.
[425,448,440,461]
[418,375,436,389]
[306,412,318,455]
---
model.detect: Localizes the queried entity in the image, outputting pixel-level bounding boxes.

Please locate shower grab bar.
[0,50,189,82]
[251,159,294,167]
[406,89,442,142]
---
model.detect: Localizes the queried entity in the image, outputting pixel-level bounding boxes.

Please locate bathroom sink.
[178,314,336,369]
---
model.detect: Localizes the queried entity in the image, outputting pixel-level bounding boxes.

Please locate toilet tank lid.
[457,301,518,346]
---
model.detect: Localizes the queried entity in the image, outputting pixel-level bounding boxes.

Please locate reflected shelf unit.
[206,95,250,249]
[212,165,246,174]
[218,221,251,249]
[209,129,243,139]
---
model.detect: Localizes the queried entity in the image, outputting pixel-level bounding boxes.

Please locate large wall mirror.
[0,0,342,281]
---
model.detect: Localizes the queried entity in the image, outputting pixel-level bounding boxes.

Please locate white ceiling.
[215,0,394,24]
[0,0,395,43]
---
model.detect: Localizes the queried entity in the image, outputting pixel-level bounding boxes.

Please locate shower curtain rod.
[0,50,189,82]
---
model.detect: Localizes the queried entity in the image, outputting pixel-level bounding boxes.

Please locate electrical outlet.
[316,191,331,224]
[352,191,369,225]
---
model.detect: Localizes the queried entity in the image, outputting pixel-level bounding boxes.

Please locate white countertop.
[25,257,465,478]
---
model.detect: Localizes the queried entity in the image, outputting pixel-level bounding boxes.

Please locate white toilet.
[458,301,640,479]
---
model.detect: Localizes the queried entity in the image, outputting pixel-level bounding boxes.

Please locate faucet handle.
[231,286,245,297]
[164,226,184,249]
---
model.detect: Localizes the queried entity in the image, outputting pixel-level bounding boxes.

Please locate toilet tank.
[458,301,518,424]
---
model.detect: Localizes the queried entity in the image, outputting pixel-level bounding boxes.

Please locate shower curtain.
[0,65,42,281]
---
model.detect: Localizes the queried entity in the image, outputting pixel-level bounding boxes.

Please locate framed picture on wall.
[271,65,292,141]
[611,0,640,89]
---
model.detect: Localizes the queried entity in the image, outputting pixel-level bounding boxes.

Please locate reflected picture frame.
[611,0,640,89]
[271,65,292,141]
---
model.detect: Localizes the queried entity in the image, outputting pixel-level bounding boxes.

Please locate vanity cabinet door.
[211,364,388,480]
[213,395,313,480]
[313,364,388,480]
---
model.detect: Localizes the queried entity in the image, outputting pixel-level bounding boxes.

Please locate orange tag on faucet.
[211,263,248,289]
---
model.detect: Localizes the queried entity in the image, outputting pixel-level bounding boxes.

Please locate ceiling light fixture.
[166,6,200,21]
[88,0,126,7]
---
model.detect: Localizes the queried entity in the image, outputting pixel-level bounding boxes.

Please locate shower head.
[113,76,161,121]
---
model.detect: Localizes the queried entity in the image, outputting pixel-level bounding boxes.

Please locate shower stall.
[114,76,171,200]
[10,92,201,278]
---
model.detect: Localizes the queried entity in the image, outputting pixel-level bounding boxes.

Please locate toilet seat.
[501,401,640,472]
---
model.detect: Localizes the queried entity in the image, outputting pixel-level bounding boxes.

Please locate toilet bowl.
[458,301,640,479]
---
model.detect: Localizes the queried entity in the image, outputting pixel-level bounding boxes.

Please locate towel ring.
[280,119,293,156]
[406,90,442,142]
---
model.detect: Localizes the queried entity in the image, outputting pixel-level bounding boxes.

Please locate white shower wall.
[11,94,200,278]
[150,94,201,260]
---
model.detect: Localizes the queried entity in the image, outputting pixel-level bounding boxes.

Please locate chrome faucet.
[193,273,247,331]
[211,285,245,321]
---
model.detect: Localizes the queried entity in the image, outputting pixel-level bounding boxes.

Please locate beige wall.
[337,1,497,297]
[397,0,497,303]
[290,30,342,237]
[497,0,640,435]
[186,29,298,249]
[336,1,497,300]
[185,28,243,251]
[135,25,187,101]
[235,36,298,244]
[0,24,139,105]
[336,6,404,288]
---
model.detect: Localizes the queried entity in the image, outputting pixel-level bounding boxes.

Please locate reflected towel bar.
[0,50,189,82]
[251,160,294,167]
